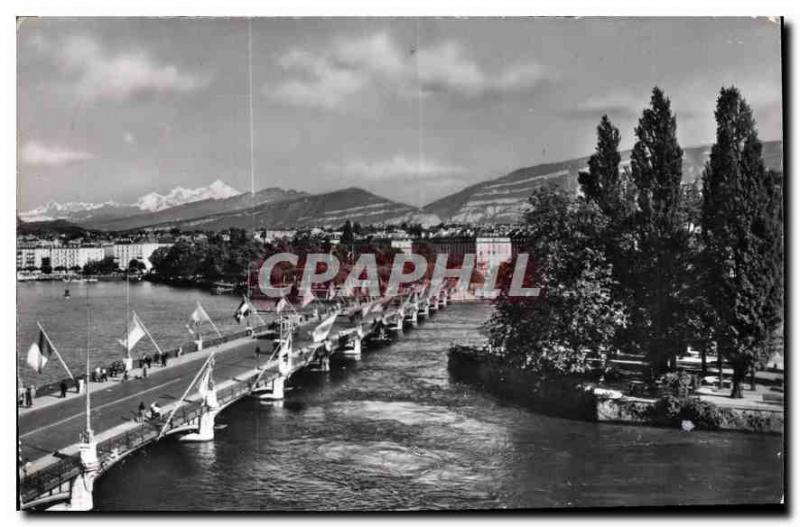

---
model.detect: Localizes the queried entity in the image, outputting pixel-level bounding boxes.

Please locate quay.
[18,287,452,511]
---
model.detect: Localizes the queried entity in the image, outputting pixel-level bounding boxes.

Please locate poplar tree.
[628,87,691,372]
[701,86,783,398]
[578,114,627,220]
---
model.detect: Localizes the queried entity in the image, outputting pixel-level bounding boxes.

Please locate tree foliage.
[485,189,628,376]
[701,87,784,397]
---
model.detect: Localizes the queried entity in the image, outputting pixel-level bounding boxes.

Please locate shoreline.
[448,345,783,435]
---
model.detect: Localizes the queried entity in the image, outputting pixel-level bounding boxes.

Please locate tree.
[625,87,692,372]
[701,87,784,398]
[578,114,630,221]
[341,220,354,246]
[485,189,628,376]
[128,259,147,273]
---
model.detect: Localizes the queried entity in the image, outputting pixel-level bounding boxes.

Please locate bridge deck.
[18,292,435,506]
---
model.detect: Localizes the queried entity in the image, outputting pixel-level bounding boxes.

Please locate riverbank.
[448,345,783,434]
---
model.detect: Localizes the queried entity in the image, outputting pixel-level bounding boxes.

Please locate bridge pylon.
[46,438,98,511]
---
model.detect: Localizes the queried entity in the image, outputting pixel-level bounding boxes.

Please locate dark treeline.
[487,86,783,398]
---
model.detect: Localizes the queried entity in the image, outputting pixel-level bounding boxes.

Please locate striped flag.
[26,329,54,374]
[234,297,252,323]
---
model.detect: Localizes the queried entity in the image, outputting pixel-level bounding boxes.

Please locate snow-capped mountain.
[134,180,240,212]
[19,179,241,223]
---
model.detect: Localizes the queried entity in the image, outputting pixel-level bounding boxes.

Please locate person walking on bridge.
[138,401,146,423]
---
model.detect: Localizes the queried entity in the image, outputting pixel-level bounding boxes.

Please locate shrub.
[658,370,698,397]
[679,398,723,430]
[651,395,723,430]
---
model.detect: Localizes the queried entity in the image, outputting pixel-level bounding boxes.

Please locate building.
[390,239,414,255]
[16,245,105,270]
[475,237,513,273]
[113,242,171,271]
[50,246,106,270]
[16,246,50,270]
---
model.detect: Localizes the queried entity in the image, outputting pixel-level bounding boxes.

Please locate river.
[18,282,783,509]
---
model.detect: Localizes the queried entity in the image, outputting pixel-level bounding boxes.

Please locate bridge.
[17,287,452,511]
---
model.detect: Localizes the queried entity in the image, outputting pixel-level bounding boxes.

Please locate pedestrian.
[138,357,145,369]
[101,368,108,382]
[60,379,68,398]
[29,384,36,405]
[145,354,152,369]
[24,386,32,408]
[161,353,167,368]
[142,363,149,378]
[138,401,146,423]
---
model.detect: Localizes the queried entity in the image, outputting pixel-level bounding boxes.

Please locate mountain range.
[19,179,240,223]
[18,140,782,232]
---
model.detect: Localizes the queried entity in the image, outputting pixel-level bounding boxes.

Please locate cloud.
[38,35,210,102]
[21,141,93,166]
[268,49,368,109]
[325,154,466,181]
[267,31,548,109]
[572,90,648,119]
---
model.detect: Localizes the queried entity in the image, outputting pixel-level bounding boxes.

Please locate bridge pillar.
[343,334,362,359]
[47,440,98,511]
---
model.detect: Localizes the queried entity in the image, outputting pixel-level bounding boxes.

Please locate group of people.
[137,400,163,423]
[20,350,179,409]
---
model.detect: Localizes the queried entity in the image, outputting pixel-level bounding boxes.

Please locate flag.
[118,315,146,353]
[275,297,289,314]
[311,311,338,343]
[190,303,211,325]
[234,297,251,323]
[185,324,196,337]
[301,288,316,308]
[26,330,54,373]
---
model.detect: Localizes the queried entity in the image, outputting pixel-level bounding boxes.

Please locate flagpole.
[84,283,92,441]
[36,322,74,381]
[199,301,223,338]
[125,270,130,361]
[157,352,215,440]
[133,311,164,356]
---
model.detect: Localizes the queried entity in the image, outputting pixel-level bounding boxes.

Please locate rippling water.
[83,299,784,510]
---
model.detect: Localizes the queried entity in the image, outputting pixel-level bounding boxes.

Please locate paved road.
[18,335,267,463]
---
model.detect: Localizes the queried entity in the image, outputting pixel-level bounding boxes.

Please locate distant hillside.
[424,140,783,224]
[121,187,440,231]
[17,218,93,237]
[82,187,308,231]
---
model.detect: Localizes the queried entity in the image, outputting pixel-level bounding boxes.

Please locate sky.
[17,17,783,210]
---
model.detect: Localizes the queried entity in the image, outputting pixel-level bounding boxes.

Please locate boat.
[211,281,235,295]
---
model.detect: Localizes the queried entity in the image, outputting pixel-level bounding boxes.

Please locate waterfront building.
[50,246,106,270]
[113,242,171,271]
[16,245,104,270]
[390,239,414,254]
[475,236,513,273]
